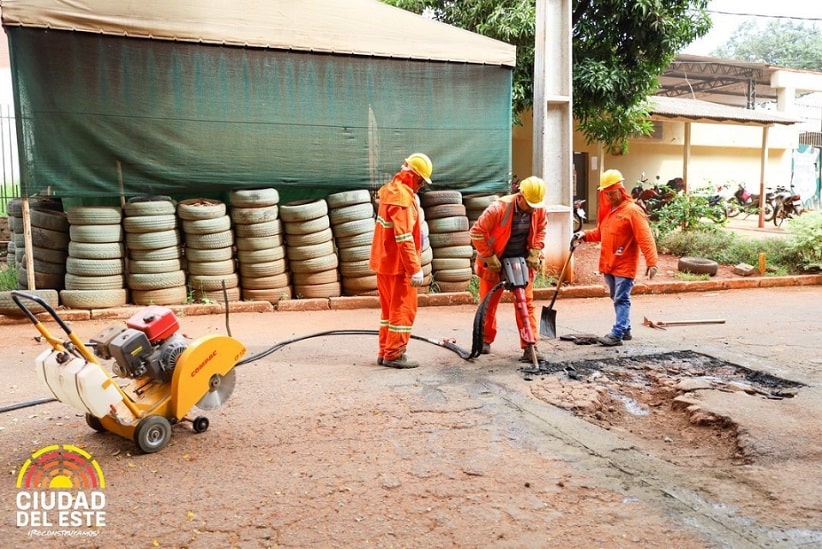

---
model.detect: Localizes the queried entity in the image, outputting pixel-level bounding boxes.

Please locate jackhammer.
[469,256,540,368]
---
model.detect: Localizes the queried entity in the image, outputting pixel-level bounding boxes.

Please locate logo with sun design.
[17,444,105,490]
[15,444,107,534]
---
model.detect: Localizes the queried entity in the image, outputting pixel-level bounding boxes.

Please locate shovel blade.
[540,306,557,339]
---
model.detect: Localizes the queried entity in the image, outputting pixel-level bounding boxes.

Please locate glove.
[571,231,586,246]
[484,255,502,273]
[646,266,658,280]
[526,248,541,271]
[410,270,424,287]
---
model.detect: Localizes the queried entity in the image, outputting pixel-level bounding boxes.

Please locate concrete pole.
[758,126,770,228]
[533,0,573,276]
[683,122,691,192]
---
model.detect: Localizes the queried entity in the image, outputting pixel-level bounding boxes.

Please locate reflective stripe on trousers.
[478,274,536,349]
[376,273,418,361]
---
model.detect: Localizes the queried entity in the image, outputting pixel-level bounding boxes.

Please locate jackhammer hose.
[0,397,57,413]
[0,330,472,414]
[236,329,472,366]
[469,281,505,359]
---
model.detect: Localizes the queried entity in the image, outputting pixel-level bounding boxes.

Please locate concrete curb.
[2,274,820,325]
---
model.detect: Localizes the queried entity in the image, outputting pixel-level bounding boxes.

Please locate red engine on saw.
[91,306,189,382]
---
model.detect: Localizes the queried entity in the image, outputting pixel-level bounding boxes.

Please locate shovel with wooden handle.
[642,316,726,330]
[539,240,580,339]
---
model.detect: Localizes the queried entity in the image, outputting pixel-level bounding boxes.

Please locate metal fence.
[0,104,20,215]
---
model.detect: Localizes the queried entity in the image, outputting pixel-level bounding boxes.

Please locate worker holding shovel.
[572,169,658,346]
[370,153,432,369]
[470,176,548,362]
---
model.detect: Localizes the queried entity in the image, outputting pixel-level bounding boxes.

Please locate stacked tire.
[463,194,499,228]
[231,188,290,304]
[328,190,378,296]
[177,198,238,304]
[462,194,498,268]
[62,206,127,309]
[281,199,340,299]
[420,191,473,293]
[8,197,67,292]
[417,195,433,292]
[124,197,186,306]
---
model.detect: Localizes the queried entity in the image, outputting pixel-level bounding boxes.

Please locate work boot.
[382,354,419,369]
[518,347,545,363]
[621,331,632,341]
[598,333,623,347]
[481,343,491,355]
[377,357,384,365]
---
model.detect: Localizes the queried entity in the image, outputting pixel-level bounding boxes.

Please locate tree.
[381,0,710,153]
[713,20,822,70]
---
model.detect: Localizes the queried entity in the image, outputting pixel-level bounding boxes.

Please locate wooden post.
[21,197,35,289]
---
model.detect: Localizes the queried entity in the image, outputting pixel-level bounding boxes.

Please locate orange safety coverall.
[584,188,658,278]
[369,171,422,361]
[469,195,547,348]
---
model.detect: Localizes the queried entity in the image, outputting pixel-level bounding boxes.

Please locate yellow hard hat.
[404,153,433,184]
[518,176,545,208]
[598,169,625,190]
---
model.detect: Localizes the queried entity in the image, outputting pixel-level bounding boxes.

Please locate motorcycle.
[573,197,586,231]
[726,182,774,221]
[772,184,803,227]
[704,185,729,223]
[631,174,681,219]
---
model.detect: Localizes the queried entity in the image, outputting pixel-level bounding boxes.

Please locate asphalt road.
[1,285,820,547]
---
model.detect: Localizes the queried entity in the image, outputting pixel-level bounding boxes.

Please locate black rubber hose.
[0,329,472,414]
[468,281,505,359]
[236,329,472,366]
[0,397,57,413]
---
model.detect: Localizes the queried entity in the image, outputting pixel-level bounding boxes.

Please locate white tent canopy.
[0,0,516,66]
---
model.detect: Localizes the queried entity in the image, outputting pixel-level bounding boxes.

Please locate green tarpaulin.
[8,27,513,202]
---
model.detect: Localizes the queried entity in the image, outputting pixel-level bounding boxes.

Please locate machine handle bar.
[11,290,76,337]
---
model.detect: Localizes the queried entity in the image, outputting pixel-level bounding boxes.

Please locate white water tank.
[36,349,124,418]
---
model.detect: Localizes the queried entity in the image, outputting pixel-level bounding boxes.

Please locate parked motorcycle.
[772,184,803,227]
[573,198,586,231]
[705,186,728,223]
[726,182,774,221]
[631,174,681,219]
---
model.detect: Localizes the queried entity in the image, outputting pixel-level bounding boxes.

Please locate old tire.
[0,289,59,317]
[678,257,718,276]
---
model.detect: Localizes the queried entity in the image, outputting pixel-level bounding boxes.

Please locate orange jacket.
[584,198,657,279]
[369,172,422,276]
[470,195,547,282]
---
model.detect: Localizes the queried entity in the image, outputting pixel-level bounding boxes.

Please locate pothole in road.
[521,350,804,466]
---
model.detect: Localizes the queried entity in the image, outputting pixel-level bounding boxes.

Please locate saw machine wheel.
[134,415,173,454]
[192,416,210,433]
[85,413,105,433]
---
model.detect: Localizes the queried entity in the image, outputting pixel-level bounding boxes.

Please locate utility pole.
[532,0,573,275]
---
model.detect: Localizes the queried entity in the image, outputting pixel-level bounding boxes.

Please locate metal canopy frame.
[658,54,785,110]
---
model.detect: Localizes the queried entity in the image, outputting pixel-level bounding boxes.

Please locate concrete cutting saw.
[11,291,246,454]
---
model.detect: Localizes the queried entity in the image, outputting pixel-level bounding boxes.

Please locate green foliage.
[380,0,711,151]
[713,20,822,70]
[782,210,822,272]
[0,266,16,291]
[675,271,710,281]
[466,274,480,302]
[650,191,725,240]
[657,222,817,275]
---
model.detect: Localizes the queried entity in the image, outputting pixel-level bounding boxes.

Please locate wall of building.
[514,109,798,216]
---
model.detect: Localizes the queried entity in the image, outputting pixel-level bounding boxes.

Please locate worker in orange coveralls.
[573,169,658,346]
[470,176,548,362]
[369,153,433,369]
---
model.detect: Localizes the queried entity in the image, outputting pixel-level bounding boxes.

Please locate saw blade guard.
[170,335,246,419]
